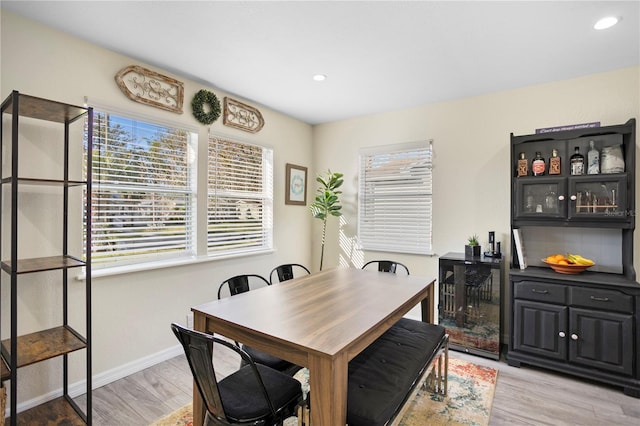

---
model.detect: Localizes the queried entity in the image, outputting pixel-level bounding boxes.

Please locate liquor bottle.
[570,147,584,175]
[548,148,561,175]
[532,151,545,176]
[517,152,528,177]
[587,140,600,174]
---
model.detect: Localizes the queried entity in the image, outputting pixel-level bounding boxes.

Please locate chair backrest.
[217,274,271,299]
[362,260,410,275]
[171,323,276,423]
[269,263,311,284]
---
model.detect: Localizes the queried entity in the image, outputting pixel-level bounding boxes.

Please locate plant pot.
[465,244,481,258]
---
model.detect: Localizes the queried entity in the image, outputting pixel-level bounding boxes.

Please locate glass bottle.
[525,189,534,213]
[570,147,584,175]
[532,151,545,176]
[517,152,528,177]
[587,140,600,175]
[548,148,561,175]
[545,189,558,212]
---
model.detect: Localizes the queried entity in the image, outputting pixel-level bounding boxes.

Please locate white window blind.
[207,134,273,256]
[358,141,433,255]
[88,111,196,266]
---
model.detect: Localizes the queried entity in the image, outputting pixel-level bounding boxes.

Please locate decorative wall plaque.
[115,65,184,114]
[223,97,264,133]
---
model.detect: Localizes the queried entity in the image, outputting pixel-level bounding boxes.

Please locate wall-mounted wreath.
[191,89,221,125]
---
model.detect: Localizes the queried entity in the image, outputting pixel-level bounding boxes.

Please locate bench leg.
[443,337,449,395]
[433,336,449,396]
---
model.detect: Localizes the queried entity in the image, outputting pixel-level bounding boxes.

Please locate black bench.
[346,318,448,426]
[295,318,448,426]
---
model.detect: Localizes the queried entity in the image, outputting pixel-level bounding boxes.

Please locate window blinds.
[207,135,273,255]
[358,141,433,255]
[89,112,195,265]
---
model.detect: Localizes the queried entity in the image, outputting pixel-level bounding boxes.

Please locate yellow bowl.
[542,259,594,274]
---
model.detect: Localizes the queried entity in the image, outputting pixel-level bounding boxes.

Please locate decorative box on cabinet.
[438,252,502,360]
[508,119,640,398]
[0,91,93,424]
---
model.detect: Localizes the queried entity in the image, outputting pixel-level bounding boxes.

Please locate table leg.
[421,280,435,323]
[308,352,348,425]
[193,312,206,426]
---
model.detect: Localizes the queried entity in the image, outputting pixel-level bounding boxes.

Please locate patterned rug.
[150,357,497,426]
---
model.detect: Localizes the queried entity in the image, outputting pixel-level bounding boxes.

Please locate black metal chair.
[217,274,271,299]
[171,323,302,426]
[362,260,410,275]
[269,263,311,284]
[217,274,301,376]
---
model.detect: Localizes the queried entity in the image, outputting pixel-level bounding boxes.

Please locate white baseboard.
[90,344,184,390]
[7,344,184,416]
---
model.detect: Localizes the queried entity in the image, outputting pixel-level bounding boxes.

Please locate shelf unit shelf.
[1,326,87,369]
[1,177,88,186]
[1,255,86,274]
[0,90,93,424]
[13,396,87,425]
[0,92,88,124]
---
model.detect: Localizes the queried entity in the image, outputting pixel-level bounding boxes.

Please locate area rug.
[393,357,498,426]
[150,357,497,426]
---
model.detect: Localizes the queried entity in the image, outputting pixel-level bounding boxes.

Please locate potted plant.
[309,170,344,270]
[465,234,481,258]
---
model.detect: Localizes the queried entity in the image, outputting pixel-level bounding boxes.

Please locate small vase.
[465,245,481,258]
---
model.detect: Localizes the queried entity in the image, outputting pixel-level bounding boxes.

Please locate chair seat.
[242,344,299,374]
[219,363,303,422]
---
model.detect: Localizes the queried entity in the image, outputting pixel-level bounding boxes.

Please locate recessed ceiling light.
[313,74,327,82]
[594,16,619,30]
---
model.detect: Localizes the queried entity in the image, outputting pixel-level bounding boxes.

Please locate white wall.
[312,66,639,324]
[1,10,314,406]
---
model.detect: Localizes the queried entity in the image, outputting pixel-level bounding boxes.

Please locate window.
[358,141,433,255]
[207,134,273,256]
[88,111,197,266]
[84,112,274,270]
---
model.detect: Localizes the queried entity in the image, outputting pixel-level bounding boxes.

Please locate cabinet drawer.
[570,287,634,313]
[514,281,566,304]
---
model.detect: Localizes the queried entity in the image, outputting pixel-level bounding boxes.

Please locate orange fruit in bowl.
[545,254,566,264]
[558,259,569,265]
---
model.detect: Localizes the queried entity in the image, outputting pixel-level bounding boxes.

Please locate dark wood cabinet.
[508,119,640,398]
[509,274,639,396]
[0,91,93,424]
[512,299,567,360]
[511,123,635,229]
[569,307,633,376]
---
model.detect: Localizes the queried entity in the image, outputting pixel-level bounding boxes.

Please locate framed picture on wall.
[285,163,307,205]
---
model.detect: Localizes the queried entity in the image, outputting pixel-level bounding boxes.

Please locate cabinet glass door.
[568,175,627,220]
[515,177,566,219]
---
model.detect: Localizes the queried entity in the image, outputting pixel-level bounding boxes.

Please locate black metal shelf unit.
[0,91,93,424]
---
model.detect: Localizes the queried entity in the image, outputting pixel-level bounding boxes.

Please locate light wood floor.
[83,348,640,426]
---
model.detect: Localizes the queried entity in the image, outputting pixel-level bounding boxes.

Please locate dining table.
[191,267,435,425]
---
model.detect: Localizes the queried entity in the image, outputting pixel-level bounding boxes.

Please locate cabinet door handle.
[590,296,610,302]
[558,195,565,201]
[570,195,577,201]
[571,334,579,340]
[558,331,566,338]
[531,289,549,294]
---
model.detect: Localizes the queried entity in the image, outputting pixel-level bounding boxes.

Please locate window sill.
[75,249,274,280]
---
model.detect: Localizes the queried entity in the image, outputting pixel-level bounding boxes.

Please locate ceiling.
[2,1,639,125]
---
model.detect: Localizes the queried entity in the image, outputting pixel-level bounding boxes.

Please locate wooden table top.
[192,267,433,359]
